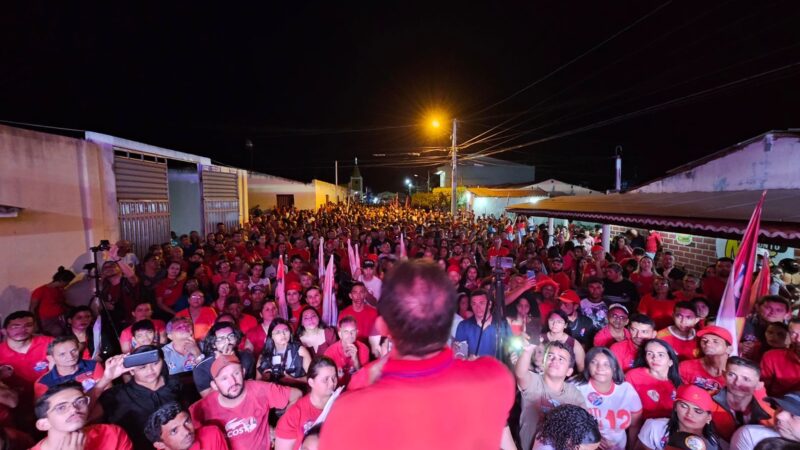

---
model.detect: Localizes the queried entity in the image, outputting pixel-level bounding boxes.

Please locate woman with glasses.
[625,339,682,421]
[542,310,585,372]
[296,306,337,357]
[577,347,643,450]
[635,384,719,450]
[257,318,312,388]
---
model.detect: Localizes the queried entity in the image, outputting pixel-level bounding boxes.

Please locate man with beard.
[146,402,228,450]
[31,382,133,450]
[189,354,301,450]
[761,318,800,397]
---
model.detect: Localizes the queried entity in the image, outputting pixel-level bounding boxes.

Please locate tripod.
[472,257,511,361]
[86,242,123,359]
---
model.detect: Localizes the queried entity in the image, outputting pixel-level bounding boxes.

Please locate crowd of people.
[2,202,800,450]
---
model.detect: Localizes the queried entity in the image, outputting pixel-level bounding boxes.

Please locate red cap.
[591,245,605,254]
[676,384,715,412]
[535,277,560,293]
[447,265,461,274]
[696,326,733,345]
[558,290,580,304]
[211,354,241,379]
[286,281,302,293]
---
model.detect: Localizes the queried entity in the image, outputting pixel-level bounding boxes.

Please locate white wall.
[470,195,545,218]
[247,172,316,210]
[633,133,800,193]
[0,125,119,319]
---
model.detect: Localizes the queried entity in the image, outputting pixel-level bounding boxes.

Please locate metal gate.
[277,194,295,209]
[114,150,171,258]
[202,166,239,234]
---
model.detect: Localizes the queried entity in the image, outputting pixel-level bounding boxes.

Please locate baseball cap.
[362,259,376,268]
[608,303,629,314]
[591,245,605,254]
[676,384,715,412]
[550,256,563,263]
[286,281,302,293]
[535,277,559,293]
[558,290,580,304]
[447,265,461,274]
[211,354,241,378]
[250,284,266,293]
[766,392,800,416]
[696,326,733,346]
[235,273,249,282]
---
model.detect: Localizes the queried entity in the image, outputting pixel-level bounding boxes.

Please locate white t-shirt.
[638,418,669,450]
[359,275,383,301]
[577,381,643,450]
[730,425,780,450]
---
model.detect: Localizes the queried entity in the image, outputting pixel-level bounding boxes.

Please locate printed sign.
[715,238,795,264]
[675,234,693,246]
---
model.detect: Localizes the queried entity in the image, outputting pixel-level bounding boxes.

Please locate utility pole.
[450,118,458,217]
[615,145,622,192]
[335,160,339,204]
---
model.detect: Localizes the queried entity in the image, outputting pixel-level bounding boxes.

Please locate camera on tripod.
[90,240,111,253]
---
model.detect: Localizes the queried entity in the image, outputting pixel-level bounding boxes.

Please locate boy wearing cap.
[679,325,732,394]
[710,356,774,443]
[358,258,382,306]
[285,282,305,330]
[189,354,301,450]
[730,392,800,449]
[559,290,595,349]
[760,318,800,397]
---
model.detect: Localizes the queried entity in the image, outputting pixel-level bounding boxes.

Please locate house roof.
[506,189,800,245]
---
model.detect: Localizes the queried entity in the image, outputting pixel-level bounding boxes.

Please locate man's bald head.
[378,260,456,356]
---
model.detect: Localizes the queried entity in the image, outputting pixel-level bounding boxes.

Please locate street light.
[404,178,413,197]
[424,114,458,216]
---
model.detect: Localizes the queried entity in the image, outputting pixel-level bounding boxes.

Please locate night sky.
[2,1,799,192]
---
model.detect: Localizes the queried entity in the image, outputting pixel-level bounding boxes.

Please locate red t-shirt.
[319,348,515,450]
[593,326,631,348]
[488,247,510,258]
[275,395,323,450]
[323,340,370,387]
[246,324,269,356]
[610,339,639,372]
[155,277,186,308]
[176,307,218,341]
[550,271,571,293]
[645,233,661,253]
[191,425,230,450]
[657,327,698,361]
[119,319,166,350]
[30,424,133,450]
[339,305,379,342]
[637,295,678,330]
[761,348,800,396]
[0,335,53,398]
[629,273,655,297]
[701,276,726,310]
[190,380,291,450]
[238,314,258,334]
[625,367,677,420]
[679,358,724,395]
[212,272,237,288]
[31,285,67,320]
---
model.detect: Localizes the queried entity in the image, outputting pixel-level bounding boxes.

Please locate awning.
[507,189,800,245]
[467,187,548,198]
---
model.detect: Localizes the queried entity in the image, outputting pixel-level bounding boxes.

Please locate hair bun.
[58,266,66,272]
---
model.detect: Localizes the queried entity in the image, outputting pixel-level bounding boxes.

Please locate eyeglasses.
[214,333,238,343]
[49,396,90,415]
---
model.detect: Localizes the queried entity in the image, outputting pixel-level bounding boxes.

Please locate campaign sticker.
[647,390,660,402]
[587,392,603,406]
[34,361,49,372]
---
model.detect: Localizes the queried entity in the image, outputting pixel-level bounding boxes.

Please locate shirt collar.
[381,348,455,380]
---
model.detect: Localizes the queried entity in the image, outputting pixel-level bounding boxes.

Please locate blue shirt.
[38,359,99,390]
[455,317,501,357]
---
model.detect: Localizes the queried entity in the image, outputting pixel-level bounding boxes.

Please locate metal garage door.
[201,166,239,235]
[114,150,171,258]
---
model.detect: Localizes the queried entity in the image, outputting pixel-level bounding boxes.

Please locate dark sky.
[2,1,800,192]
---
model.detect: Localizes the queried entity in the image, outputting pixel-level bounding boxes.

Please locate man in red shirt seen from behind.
[146,402,229,450]
[319,260,515,450]
[0,310,53,429]
[31,381,133,450]
[701,257,733,312]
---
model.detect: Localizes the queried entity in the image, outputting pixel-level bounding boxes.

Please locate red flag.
[717,191,767,356]
[746,252,771,314]
[322,255,338,326]
[347,239,358,277]
[405,194,410,209]
[276,255,289,320]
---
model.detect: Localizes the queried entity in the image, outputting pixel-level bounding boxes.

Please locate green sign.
[675,234,693,246]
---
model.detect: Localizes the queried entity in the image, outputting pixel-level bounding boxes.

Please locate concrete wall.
[247,172,317,211]
[0,125,119,319]
[632,133,800,193]
[312,179,348,207]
